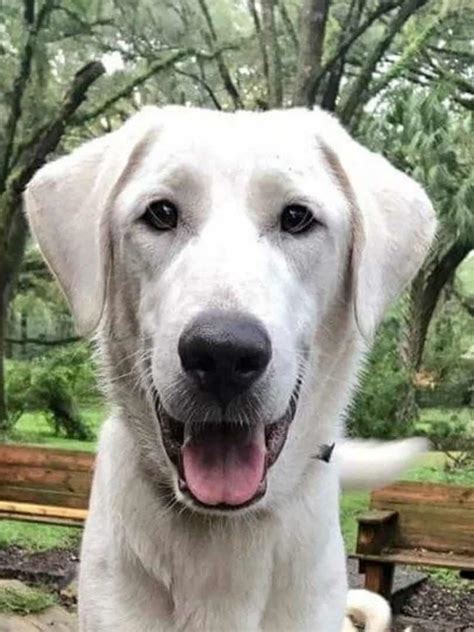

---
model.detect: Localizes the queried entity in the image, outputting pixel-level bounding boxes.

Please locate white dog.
[25,106,435,631]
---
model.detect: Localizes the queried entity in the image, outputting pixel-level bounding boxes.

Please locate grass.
[7,406,104,452]
[0,583,55,615]
[0,521,81,552]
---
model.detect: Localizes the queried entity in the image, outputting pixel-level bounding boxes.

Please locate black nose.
[178,311,272,408]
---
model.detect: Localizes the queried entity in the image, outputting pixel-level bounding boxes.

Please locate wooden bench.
[352,481,474,598]
[0,444,94,527]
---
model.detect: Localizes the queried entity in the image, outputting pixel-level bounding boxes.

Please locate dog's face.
[25,107,435,514]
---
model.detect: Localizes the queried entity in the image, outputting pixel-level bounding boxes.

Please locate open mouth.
[155,383,300,511]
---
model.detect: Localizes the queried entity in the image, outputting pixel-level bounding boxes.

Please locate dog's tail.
[343,589,391,631]
[343,589,412,632]
[334,437,427,490]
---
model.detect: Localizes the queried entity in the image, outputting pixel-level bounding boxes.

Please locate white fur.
[343,590,413,632]
[24,106,436,631]
[336,438,429,490]
[343,590,392,632]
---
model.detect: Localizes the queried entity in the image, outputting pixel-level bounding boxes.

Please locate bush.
[5,343,98,440]
[348,315,413,439]
[415,413,473,471]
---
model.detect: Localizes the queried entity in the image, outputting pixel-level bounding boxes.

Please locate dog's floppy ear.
[24,107,158,335]
[316,111,437,338]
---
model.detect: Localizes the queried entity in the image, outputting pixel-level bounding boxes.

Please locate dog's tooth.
[183,421,193,445]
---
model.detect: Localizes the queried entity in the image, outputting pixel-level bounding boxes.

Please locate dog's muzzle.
[153,311,301,512]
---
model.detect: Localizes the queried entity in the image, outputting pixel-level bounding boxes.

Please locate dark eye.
[280,204,317,235]
[142,199,178,231]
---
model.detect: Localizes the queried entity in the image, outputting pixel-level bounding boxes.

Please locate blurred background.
[0,0,472,625]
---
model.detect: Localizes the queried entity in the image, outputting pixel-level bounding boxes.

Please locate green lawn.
[7,406,104,452]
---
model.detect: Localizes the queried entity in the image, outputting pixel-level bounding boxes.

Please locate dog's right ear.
[24,107,159,335]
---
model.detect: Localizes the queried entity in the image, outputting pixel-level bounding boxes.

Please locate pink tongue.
[182,426,266,506]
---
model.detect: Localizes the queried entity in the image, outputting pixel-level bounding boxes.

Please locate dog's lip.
[154,381,301,511]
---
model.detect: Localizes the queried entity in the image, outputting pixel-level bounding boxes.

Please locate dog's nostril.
[178,311,272,407]
[187,352,216,373]
[235,354,264,375]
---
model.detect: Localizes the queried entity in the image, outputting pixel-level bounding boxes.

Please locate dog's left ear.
[316,111,437,339]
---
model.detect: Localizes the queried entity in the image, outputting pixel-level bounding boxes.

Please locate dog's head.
[25,107,436,514]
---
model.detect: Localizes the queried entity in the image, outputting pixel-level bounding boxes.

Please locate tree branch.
[422,52,474,95]
[315,0,401,106]
[196,0,243,109]
[367,14,439,101]
[11,61,105,194]
[247,0,270,86]
[73,47,232,126]
[292,0,332,107]
[409,241,473,369]
[0,0,55,189]
[174,68,222,110]
[260,0,283,108]
[73,51,192,125]
[6,336,82,346]
[339,0,429,127]
[277,0,298,50]
[320,0,359,110]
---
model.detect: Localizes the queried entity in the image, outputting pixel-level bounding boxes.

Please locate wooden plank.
[372,482,474,510]
[0,486,90,509]
[0,465,92,494]
[353,549,474,572]
[0,513,84,527]
[357,512,397,556]
[0,499,87,519]
[370,482,474,555]
[370,501,474,554]
[364,561,394,599]
[357,510,397,525]
[0,465,91,493]
[0,444,94,472]
[0,500,87,527]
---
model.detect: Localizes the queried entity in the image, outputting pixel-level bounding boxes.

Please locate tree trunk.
[403,242,472,372]
[260,0,283,108]
[397,241,472,424]
[292,0,331,106]
[0,285,7,430]
[339,0,428,127]
[0,203,29,431]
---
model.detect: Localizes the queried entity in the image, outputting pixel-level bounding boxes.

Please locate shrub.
[348,315,413,439]
[5,343,98,439]
[415,413,473,471]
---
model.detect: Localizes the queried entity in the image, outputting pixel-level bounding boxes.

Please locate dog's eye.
[280,205,317,235]
[142,200,178,231]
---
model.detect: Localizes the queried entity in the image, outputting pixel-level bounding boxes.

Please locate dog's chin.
[154,385,300,515]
